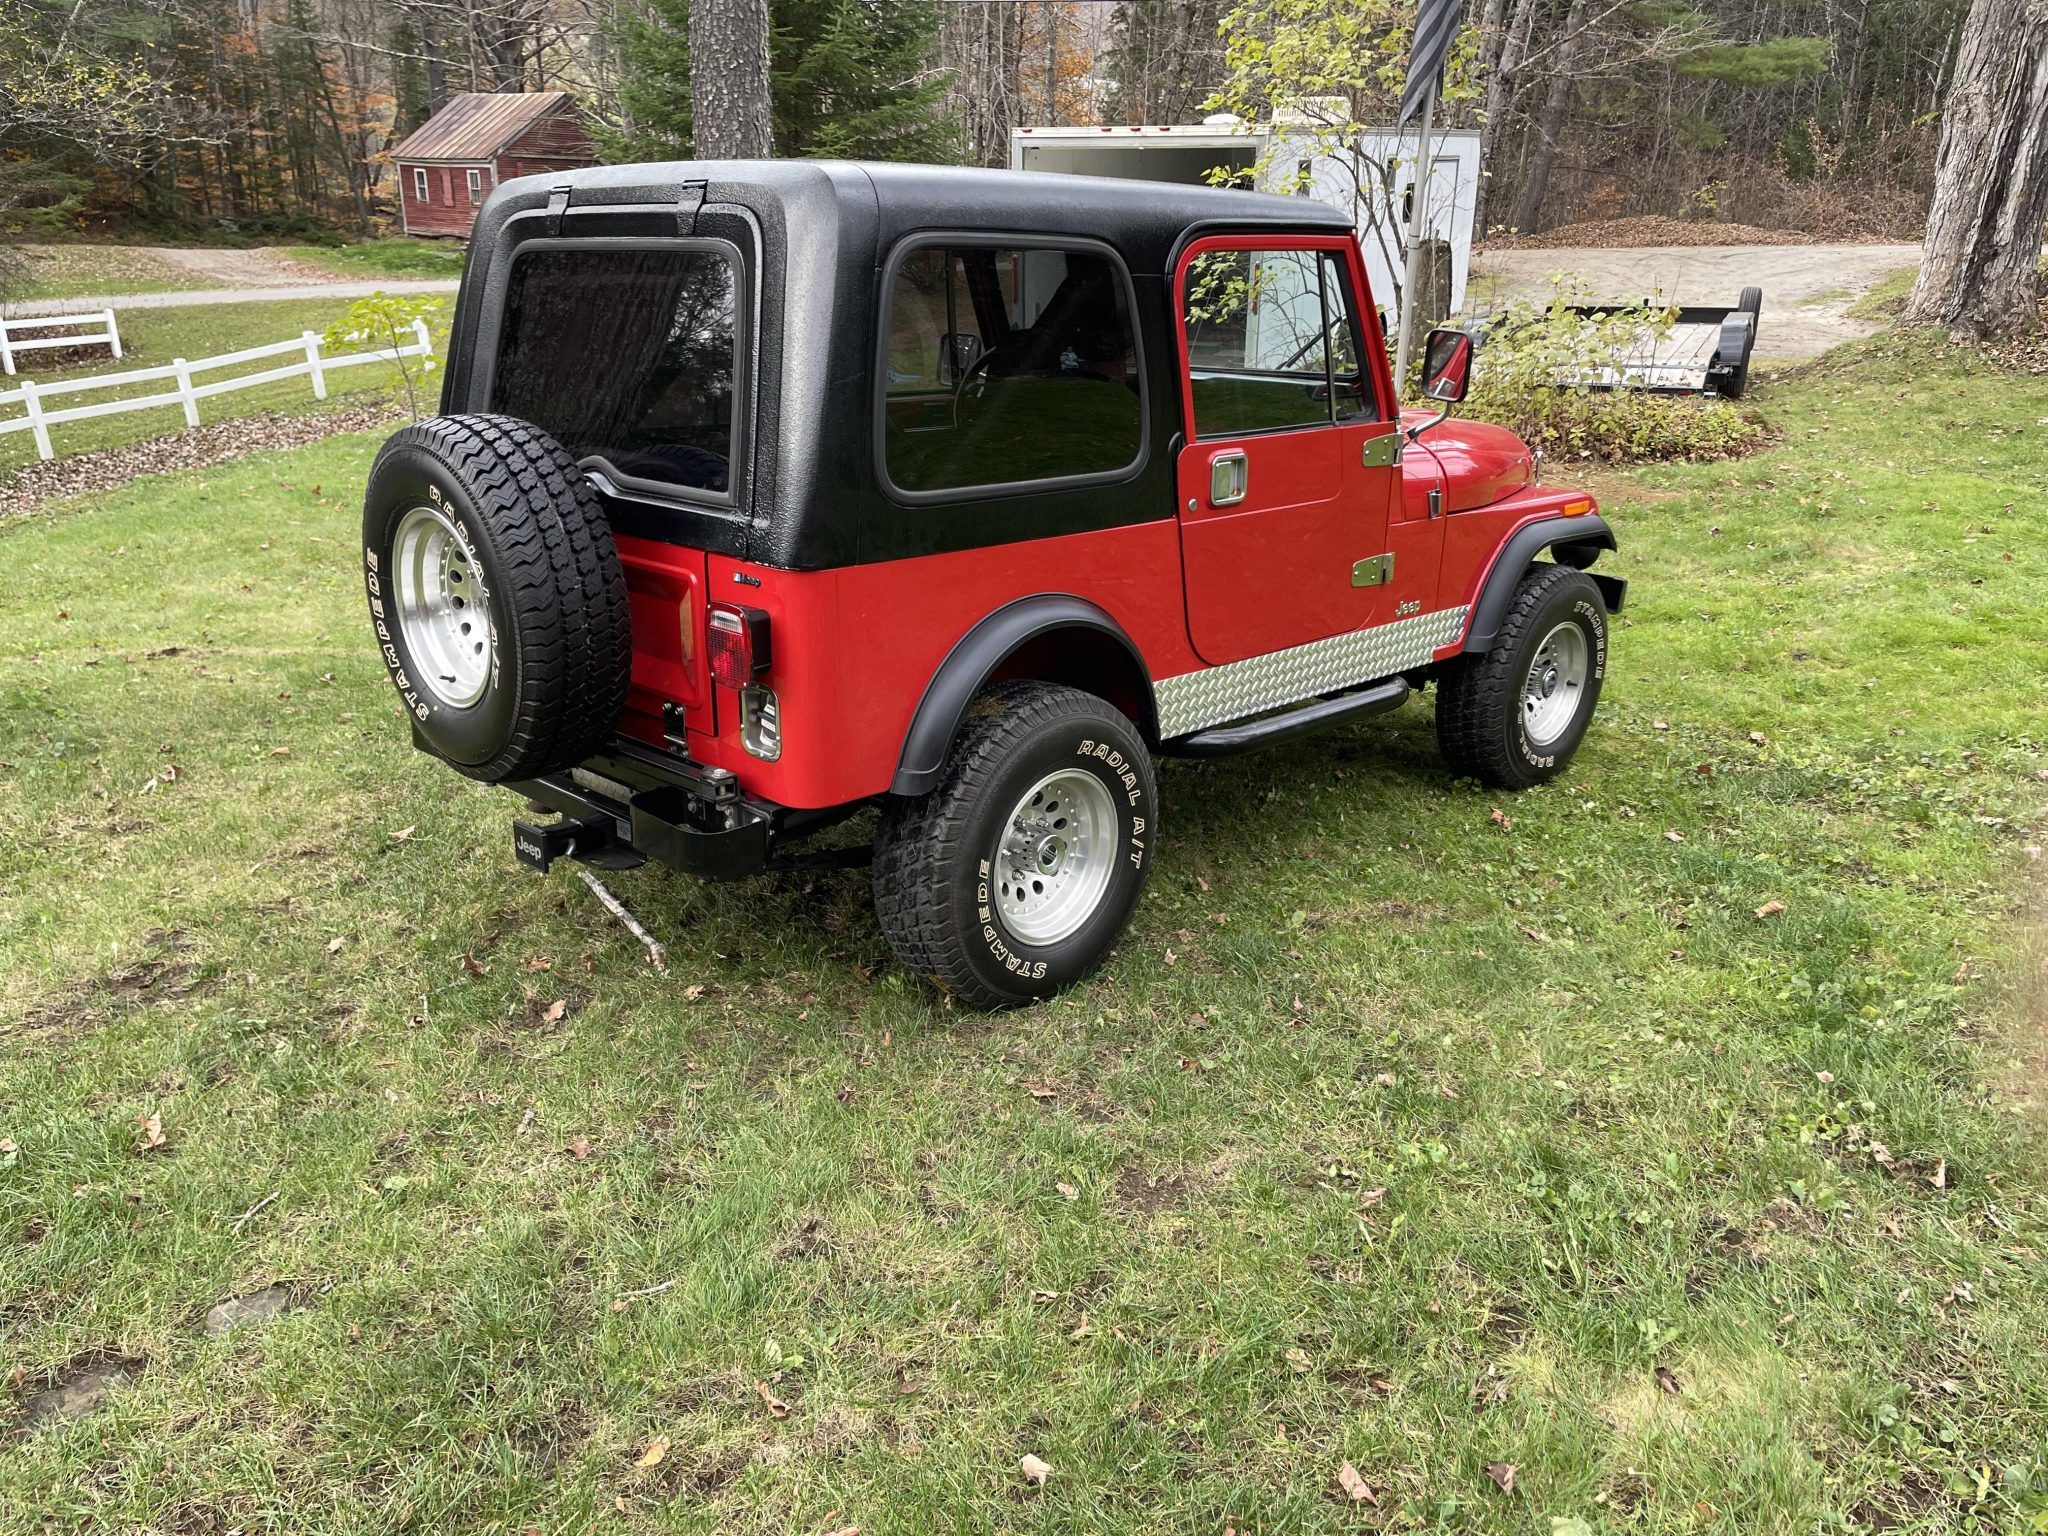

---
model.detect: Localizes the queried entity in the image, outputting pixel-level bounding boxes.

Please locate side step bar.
[1167,678,1411,758]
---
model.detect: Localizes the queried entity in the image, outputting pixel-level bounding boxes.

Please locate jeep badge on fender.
[359,161,1624,1009]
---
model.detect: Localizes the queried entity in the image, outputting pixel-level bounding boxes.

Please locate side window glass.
[1184,246,1369,438]
[883,243,1143,495]
[1319,252,1372,422]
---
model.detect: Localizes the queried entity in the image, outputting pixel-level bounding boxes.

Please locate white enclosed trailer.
[1009,118,1481,321]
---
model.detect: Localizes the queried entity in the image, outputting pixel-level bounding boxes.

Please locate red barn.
[391,91,598,238]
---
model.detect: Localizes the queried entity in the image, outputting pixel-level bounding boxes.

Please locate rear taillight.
[706,603,771,689]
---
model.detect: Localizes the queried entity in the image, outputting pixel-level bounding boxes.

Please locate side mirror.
[1419,327,1473,403]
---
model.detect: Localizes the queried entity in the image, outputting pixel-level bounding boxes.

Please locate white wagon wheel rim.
[392,504,492,709]
[1522,620,1590,748]
[994,768,1118,947]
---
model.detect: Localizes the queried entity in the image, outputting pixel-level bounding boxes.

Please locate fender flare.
[890,595,1157,797]
[1461,513,1619,653]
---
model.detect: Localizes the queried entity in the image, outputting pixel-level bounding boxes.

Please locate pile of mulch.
[1483,215,1822,250]
[0,401,400,522]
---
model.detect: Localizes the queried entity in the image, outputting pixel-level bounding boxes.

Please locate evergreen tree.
[611,0,959,163]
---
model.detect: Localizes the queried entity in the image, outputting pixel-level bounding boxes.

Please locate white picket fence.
[0,309,122,375]
[0,319,432,462]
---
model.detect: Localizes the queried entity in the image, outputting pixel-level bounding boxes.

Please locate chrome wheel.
[392,504,491,708]
[994,768,1117,946]
[1522,620,1589,747]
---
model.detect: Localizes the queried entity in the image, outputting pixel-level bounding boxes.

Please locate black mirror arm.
[1405,401,1454,441]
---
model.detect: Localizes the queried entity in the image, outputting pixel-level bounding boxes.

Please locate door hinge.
[1352,553,1394,587]
[543,183,571,237]
[1361,432,1403,468]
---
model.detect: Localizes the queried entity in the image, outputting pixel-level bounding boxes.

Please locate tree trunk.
[1474,0,1539,233]
[1904,0,2048,337]
[1511,0,1591,236]
[690,0,773,158]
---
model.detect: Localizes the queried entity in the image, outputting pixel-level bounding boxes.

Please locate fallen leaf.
[1056,1181,1079,1201]
[542,999,568,1024]
[1654,1365,1682,1395]
[1754,900,1786,918]
[567,1135,593,1160]
[1489,807,1513,830]
[1359,1187,1386,1208]
[755,1380,790,1418]
[325,936,345,955]
[1930,1160,1947,1190]
[388,825,417,843]
[683,983,708,1002]
[134,1113,167,1153]
[1020,1079,1058,1100]
[1285,1347,1312,1374]
[1485,1462,1517,1494]
[268,746,291,758]
[1749,730,1768,744]
[1337,1461,1378,1505]
[460,953,486,976]
[1019,1452,1053,1486]
[635,1436,669,1469]
[1664,830,1685,843]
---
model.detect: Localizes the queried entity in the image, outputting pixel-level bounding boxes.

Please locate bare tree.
[1904,0,2048,336]
[689,0,771,158]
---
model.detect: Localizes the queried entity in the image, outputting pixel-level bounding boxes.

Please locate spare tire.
[361,414,630,783]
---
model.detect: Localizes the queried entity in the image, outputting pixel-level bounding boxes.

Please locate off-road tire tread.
[369,413,630,782]
[873,681,1151,1009]
[1436,562,1600,788]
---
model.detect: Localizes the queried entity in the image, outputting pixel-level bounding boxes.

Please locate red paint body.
[611,233,1596,813]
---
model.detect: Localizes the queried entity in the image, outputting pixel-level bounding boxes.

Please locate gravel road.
[1471,242,1922,358]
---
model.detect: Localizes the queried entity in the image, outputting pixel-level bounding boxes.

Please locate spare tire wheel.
[361,414,631,783]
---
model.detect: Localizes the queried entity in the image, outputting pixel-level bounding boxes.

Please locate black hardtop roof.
[523,157,1352,272]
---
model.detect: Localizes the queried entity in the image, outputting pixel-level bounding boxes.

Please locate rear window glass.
[883,243,1143,496]
[491,246,739,496]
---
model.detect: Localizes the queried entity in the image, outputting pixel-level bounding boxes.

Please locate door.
[1174,235,1401,667]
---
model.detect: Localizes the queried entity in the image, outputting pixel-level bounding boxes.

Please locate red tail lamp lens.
[707,603,771,689]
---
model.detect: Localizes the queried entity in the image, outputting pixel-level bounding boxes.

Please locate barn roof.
[391,91,576,163]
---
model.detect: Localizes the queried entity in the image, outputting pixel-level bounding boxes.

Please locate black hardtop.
[441,159,1357,569]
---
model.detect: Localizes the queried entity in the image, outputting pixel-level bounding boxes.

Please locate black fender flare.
[1462,513,1620,653]
[890,595,1157,797]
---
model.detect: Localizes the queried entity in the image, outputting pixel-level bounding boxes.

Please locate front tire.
[872,682,1157,1009]
[1436,563,1607,788]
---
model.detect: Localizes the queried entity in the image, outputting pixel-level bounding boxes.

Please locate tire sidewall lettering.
[1511,587,1605,770]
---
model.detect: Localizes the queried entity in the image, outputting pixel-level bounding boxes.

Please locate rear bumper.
[508,742,772,882]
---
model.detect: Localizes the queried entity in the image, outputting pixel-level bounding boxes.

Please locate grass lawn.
[1,327,2044,1534]
[282,239,470,282]
[1,297,449,476]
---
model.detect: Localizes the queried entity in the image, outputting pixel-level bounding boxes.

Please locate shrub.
[1455,279,1768,464]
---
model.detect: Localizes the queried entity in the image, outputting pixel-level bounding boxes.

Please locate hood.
[1402,411,1535,512]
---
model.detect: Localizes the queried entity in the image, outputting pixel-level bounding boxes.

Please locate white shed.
[1009,118,1481,323]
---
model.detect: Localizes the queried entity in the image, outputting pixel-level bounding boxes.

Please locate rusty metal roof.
[391,91,577,163]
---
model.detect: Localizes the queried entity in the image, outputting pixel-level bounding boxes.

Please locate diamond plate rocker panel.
[1154,605,1470,739]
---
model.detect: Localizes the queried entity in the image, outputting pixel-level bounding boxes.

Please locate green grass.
[1,329,2045,1534]
[1848,265,1920,322]
[1,297,450,474]
[282,239,470,281]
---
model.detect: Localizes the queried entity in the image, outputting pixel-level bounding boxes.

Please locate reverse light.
[740,685,781,760]
[706,603,771,689]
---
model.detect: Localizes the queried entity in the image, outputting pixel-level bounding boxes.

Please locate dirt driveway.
[1471,242,1922,359]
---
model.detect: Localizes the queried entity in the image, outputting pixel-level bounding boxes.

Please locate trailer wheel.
[1721,286,1763,399]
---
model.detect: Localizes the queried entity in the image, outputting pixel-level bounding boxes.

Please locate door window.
[881,242,1143,497]
[1183,245,1375,438]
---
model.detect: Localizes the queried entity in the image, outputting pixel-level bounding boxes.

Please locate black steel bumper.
[508,742,771,882]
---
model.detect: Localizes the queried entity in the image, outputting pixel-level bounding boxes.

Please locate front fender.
[1461,513,1619,653]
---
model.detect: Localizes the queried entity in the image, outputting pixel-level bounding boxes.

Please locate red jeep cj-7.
[361,162,1623,1007]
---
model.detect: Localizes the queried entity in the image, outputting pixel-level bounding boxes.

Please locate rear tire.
[1436,563,1607,789]
[873,682,1157,1009]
